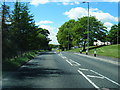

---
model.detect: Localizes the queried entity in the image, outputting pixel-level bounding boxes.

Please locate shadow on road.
[39,52,56,55]
[2,59,74,89]
[2,51,77,89]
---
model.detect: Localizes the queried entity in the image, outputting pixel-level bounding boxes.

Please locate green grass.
[68,46,96,52]
[2,50,39,71]
[67,44,120,58]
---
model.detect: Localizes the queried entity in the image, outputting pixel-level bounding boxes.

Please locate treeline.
[2,2,50,60]
[57,16,120,50]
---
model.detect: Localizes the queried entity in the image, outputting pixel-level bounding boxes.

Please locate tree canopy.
[2,2,50,60]
[107,23,120,44]
[57,16,107,50]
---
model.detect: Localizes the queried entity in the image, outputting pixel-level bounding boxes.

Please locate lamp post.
[82,1,89,55]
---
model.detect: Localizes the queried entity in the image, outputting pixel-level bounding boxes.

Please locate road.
[2,51,120,89]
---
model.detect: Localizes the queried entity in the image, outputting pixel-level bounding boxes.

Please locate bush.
[2,51,38,71]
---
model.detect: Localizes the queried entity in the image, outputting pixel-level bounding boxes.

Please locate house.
[93,40,111,46]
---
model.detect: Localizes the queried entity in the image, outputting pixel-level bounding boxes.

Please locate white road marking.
[62,56,67,59]
[59,53,120,87]
[58,54,81,66]
[69,59,81,66]
[78,70,99,88]
[66,60,73,66]
[64,57,67,59]
[87,75,104,79]
[79,68,89,71]
[90,70,120,86]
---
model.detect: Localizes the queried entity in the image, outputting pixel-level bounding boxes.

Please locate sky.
[2,0,119,44]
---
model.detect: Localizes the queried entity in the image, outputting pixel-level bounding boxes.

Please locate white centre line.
[78,70,99,88]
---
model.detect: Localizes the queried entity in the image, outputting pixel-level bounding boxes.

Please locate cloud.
[39,25,58,44]
[35,20,53,25]
[35,20,58,44]
[30,0,49,6]
[104,22,113,31]
[64,7,118,23]
[39,25,55,31]
[62,2,80,5]
[30,0,119,6]
[3,0,119,3]
[64,7,87,19]
[49,31,58,44]
[64,7,117,30]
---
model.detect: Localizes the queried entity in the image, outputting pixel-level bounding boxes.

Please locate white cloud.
[64,7,87,19]
[104,22,113,31]
[90,8,118,22]
[39,25,58,44]
[103,0,119,2]
[35,20,53,25]
[64,7,117,31]
[4,0,119,3]
[30,0,49,6]
[49,31,58,44]
[62,1,80,5]
[39,25,55,31]
[64,7,118,23]
[30,0,119,6]
[36,20,58,44]
[62,2,69,5]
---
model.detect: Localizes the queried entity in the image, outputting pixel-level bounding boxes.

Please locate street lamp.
[82,1,89,55]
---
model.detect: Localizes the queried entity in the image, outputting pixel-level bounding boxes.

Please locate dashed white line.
[69,59,81,66]
[58,53,81,66]
[79,68,89,71]
[58,53,119,88]
[87,75,104,79]
[66,60,73,66]
[78,70,99,88]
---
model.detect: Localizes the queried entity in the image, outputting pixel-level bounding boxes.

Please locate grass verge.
[2,50,40,71]
[67,44,120,58]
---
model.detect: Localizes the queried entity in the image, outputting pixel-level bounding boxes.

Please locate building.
[93,40,111,46]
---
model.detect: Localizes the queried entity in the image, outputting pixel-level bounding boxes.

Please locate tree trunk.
[83,41,86,51]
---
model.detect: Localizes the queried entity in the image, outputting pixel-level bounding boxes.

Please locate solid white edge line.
[78,70,99,88]
[90,70,120,86]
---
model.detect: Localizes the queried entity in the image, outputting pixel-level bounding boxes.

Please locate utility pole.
[83,2,89,55]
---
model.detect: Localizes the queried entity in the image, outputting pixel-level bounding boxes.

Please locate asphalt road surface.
[2,51,120,89]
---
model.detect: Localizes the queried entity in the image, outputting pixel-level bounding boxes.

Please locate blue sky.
[3,0,119,44]
[28,1,118,44]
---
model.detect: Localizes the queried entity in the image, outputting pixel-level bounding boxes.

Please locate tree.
[57,19,76,50]
[11,2,36,52]
[57,16,107,50]
[76,16,107,50]
[2,2,50,60]
[108,24,119,44]
[2,3,13,59]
